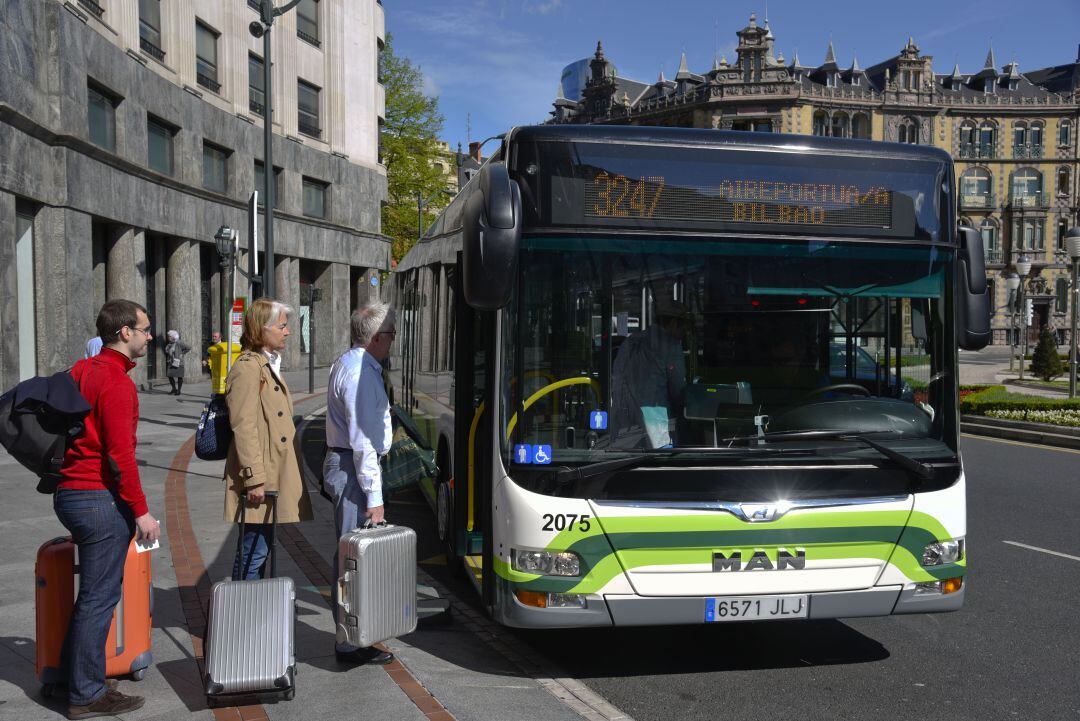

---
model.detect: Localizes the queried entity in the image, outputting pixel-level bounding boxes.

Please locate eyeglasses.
[117,326,153,337]
[377,330,397,338]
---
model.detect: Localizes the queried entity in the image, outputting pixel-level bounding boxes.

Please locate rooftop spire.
[677,51,689,76]
[823,38,836,66]
[984,42,996,70]
[595,40,605,60]
[951,62,961,79]
[850,52,861,73]
[791,48,801,67]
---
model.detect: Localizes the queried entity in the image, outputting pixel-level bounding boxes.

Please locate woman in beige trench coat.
[224,297,313,580]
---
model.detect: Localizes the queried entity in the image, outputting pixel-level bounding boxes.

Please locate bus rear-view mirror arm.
[463,161,522,310]
[956,225,991,351]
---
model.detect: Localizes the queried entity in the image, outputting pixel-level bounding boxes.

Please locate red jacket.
[58,348,148,517]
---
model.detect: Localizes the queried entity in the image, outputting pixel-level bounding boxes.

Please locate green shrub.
[1030,327,1065,381]
[960,384,1080,415]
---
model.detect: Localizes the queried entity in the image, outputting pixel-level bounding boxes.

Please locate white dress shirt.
[325,346,392,508]
[263,349,282,375]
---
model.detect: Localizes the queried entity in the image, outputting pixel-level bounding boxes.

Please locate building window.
[254,161,282,208]
[851,113,870,139]
[979,122,996,156]
[1056,278,1069,314]
[195,21,221,93]
[1011,168,1042,204]
[1060,120,1072,147]
[78,0,105,19]
[87,81,117,152]
[297,79,321,138]
[302,177,328,218]
[1060,219,1071,250]
[1016,219,1044,250]
[980,218,999,263]
[898,119,918,144]
[1058,167,1070,196]
[248,54,265,116]
[146,116,175,176]
[138,0,164,61]
[297,0,320,47]
[826,71,838,88]
[813,111,828,137]
[831,113,849,139]
[961,168,993,206]
[202,142,228,193]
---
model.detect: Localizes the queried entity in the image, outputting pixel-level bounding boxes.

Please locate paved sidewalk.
[0,375,589,721]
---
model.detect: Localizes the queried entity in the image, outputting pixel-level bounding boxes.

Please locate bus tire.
[436,479,463,576]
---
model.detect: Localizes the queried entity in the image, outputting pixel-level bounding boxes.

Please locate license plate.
[705,595,809,622]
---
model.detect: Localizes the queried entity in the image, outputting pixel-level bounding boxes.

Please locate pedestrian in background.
[224,298,312,581]
[323,302,396,665]
[204,331,222,373]
[57,299,160,719]
[164,330,191,396]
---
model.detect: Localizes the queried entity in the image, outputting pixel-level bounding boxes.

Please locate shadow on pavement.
[0,636,68,717]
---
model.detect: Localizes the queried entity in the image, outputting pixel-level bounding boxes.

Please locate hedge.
[960,385,1080,415]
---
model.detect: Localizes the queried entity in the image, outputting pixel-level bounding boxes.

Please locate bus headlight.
[921,538,964,566]
[512,549,582,577]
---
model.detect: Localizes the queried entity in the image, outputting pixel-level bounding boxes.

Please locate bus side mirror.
[956,225,991,351]
[463,162,522,310]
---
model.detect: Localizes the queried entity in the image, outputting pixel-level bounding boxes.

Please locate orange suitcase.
[35,536,153,694]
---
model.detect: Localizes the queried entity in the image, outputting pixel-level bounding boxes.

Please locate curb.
[961,414,1080,450]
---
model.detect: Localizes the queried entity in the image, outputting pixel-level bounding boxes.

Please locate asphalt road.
[304,425,1080,721]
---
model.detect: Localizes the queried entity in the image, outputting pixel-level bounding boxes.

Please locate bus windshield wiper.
[722,430,933,480]
[549,447,795,485]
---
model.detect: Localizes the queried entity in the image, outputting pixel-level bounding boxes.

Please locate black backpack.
[0,371,91,493]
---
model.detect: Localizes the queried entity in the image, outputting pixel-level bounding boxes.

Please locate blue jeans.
[232,523,273,581]
[53,489,135,707]
[323,449,368,651]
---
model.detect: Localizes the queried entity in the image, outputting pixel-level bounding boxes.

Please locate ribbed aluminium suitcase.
[204,497,296,704]
[336,523,417,649]
[35,537,153,695]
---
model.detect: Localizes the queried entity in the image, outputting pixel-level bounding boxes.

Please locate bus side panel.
[877,472,966,588]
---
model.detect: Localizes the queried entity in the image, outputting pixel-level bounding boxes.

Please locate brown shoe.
[67,689,145,719]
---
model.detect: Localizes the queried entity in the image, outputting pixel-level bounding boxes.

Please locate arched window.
[1060,120,1072,147]
[1030,122,1044,151]
[1058,167,1071,196]
[898,118,919,144]
[961,167,993,205]
[851,113,870,139]
[1013,121,1027,148]
[980,218,999,260]
[959,120,977,156]
[813,110,829,137]
[831,112,849,138]
[1011,168,1042,203]
[979,121,996,156]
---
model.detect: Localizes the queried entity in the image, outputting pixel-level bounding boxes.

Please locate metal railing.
[197,73,221,93]
[249,99,265,117]
[140,37,165,63]
[297,28,321,47]
[960,193,995,209]
[1013,144,1044,159]
[78,0,104,18]
[298,118,322,139]
[1008,191,1047,208]
[958,142,995,159]
[983,249,1004,265]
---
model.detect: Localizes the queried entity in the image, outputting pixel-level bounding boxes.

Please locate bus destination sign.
[585,171,893,229]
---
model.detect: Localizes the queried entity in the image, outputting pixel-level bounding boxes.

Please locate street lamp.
[215,224,238,371]
[1066,225,1080,398]
[1006,273,1020,372]
[1015,254,1032,381]
[416,189,456,241]
[249,0,304,299]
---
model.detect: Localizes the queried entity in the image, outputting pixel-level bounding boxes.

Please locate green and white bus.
[389,125,990,628]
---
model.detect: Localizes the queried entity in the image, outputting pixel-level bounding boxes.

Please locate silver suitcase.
[336,522,417,648]
[205,499,296,704]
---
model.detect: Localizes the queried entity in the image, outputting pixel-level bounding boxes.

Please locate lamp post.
[1006,273,1020,372]
[1015,254,1032,381]
[249,0,303,299]
[416,189,456,241]
[215,224,238,373]
[1066,226,1080,398]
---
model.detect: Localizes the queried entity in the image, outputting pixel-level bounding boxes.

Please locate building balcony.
[78,0,104,18]
[1012,144,1044,159]
[196,73,221,94]
[960,193,995,209]
[298,118,322,139]
[984,249,1005,266]
[958,143,994,159]
[140,37,165,63]
[1007,191,1048,209]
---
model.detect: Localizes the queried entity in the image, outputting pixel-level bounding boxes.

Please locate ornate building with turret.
[551,15,1080,347]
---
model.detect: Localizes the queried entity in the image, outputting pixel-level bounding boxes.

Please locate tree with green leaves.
[379,35,449,263]
[1030,326,1064,381]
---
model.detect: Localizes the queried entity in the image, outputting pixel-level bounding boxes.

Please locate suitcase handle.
[359,519,387,530]
[237,492,279,579]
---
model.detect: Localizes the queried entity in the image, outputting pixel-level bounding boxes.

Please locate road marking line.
[1003,540,1080,562]
[960,433,1080,455]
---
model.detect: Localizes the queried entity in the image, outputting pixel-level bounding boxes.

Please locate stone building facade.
[0,0,389,391]
[551,16,1080,348]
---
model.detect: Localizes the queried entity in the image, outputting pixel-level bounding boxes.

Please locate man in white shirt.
[323,302,396,665]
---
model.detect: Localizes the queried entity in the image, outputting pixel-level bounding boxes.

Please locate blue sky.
[387,0,1080,152]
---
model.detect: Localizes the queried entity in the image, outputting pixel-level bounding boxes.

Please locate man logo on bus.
[713,549,806,572]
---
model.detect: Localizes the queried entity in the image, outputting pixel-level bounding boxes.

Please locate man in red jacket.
[56,299,160,719]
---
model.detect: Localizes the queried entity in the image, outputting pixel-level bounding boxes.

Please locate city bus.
[389,125,990,628]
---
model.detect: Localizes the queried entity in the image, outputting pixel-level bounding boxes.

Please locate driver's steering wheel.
[802,383,871,400]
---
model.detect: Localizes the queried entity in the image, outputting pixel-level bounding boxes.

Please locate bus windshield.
[502,236,954,469]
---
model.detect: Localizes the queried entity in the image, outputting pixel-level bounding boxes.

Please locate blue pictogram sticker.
[589,410,608,430]
[705,598,716,622]
[532,445,552,465]
[514,444,532,464]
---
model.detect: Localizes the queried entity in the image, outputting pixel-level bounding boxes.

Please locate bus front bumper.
[497,580,964,628]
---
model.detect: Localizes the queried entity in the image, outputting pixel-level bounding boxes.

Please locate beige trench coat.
[222,350,313,524]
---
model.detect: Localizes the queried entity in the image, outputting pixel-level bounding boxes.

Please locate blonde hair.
[240,298,292,350]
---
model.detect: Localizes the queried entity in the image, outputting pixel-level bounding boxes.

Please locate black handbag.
[195,395,232,461]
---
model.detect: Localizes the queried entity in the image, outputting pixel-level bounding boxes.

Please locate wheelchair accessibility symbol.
[532,445,552,465]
